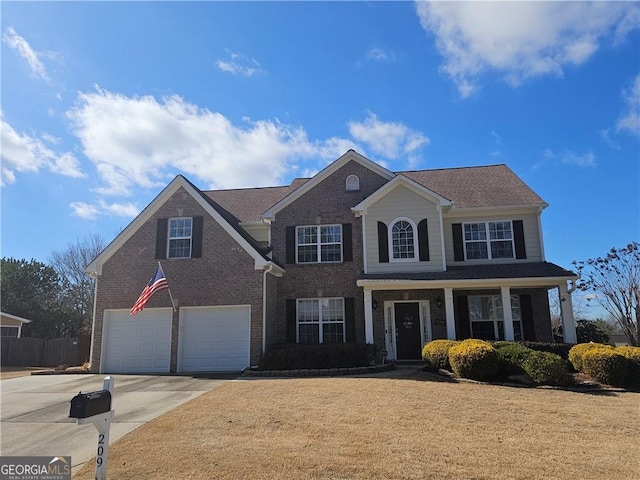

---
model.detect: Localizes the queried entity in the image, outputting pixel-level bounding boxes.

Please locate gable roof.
[352,174,453,215]
[402,164,547,209]
[262,150,395,220]
[1,312,32,324]
[86,175,284,276]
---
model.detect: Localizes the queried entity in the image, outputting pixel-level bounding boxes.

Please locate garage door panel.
[179,306,250,372]
[102,309,172,374]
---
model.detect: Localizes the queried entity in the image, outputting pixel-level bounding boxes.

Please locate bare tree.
[573,242,640,346]
[49,234,106,334]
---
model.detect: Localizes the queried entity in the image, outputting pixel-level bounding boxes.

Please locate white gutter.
[357,275,578,290]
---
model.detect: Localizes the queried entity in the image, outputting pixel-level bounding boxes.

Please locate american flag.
[130,264,170,315]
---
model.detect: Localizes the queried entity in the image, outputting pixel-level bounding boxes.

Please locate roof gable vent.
[346,174,360,191]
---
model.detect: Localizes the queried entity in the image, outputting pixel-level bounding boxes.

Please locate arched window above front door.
[389,217,417,261]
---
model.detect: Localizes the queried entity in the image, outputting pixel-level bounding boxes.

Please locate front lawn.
[74,371,639,479]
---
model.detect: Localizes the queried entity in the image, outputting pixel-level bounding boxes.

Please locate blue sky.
[1,2,638,315]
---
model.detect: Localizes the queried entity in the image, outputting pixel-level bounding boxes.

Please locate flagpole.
[158,261,177,312]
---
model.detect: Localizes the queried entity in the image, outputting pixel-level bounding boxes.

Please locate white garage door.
[179,306,250,372]
[102,308,172,373]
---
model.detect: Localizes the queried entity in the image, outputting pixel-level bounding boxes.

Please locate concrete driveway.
[0,373,234,475]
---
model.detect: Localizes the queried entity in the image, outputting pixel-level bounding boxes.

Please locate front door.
[394,302,422,360]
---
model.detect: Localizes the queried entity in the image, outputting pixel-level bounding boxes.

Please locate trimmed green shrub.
[448,339,499,381]
[522,342,573,360]
[522,350,572,386]
[568,343,613,372]
[616,346,640,386]
[582,348,628,386]
[493,342,532,377]
[422,340,459,371]
[258,343,378,370]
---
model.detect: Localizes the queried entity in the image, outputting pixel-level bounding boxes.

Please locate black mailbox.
[69,390,112,419]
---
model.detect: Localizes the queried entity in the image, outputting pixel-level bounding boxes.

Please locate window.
[464,221,514,260]
[390,218,417,260]
[0,326,19,337]
[168,217,192,259]
[296,225,342,263]
[346,174,360,191]
[468,295,522,341]
[297,298,345,344]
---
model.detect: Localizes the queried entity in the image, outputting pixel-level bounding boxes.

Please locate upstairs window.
[390,218,417,260]
[296,225,342,263]
[345,174,360,191]
[464,221,514,260]
[297,298,345,344]
[168,217,192,259]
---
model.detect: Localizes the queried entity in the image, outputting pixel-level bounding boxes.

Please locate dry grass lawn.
[74,371,640,480]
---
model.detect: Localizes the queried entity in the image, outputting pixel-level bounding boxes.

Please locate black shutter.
[520,294,535,341]
[342,223,353,262]
[454,295,471,340]
[155,218,168,259]
[452,223,464,261]
[344,297,356,342]
[377,221,389,263]
[418,219,430,261]
[286,299,297,343]
[191,216,203,258]
[513,220,527,259]
[285,226,296,264]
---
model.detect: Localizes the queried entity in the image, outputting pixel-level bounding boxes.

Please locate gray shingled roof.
[360,262,576,281]
[203,164,546,223]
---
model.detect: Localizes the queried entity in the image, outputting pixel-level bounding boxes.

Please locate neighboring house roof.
[86,175,284,276]
[360,262,576,282]
[402,164,548,209]
[0,312,32,324]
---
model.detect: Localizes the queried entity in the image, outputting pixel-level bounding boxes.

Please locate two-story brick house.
[86,150,577,373]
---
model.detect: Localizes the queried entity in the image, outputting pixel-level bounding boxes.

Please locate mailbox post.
[69,376,115,480]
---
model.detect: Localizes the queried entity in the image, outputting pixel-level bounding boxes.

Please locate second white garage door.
[178,305,251,372]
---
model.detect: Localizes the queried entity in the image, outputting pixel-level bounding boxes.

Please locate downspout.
[262,264,274,355]
[87,272,99,372]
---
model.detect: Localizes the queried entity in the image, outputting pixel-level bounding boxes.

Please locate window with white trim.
[0,326,19,337]
[464,221,514,260]
[297,298,345,344]
[468,295,522,341]
[346,174,360,191]
[168,217,193,259]
[296,225,342,263]
[390,218,417,260]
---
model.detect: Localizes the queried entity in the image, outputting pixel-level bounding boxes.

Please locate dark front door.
[394,302,422,360]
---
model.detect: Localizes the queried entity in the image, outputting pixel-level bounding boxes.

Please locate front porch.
[358,264,578,362]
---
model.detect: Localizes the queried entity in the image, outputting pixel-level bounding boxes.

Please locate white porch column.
[558,283,577,344]
[444,287,456,340]
[501,286,515,341]
[363,288,374,344]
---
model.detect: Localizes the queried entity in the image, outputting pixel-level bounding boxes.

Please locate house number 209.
[96,434,105,467]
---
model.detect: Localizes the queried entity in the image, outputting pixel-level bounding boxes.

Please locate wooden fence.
[0,336,88,367]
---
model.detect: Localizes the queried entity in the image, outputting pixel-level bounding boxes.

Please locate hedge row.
[422,339,572,386]
[569,343,640,387]
[258,343,378,370]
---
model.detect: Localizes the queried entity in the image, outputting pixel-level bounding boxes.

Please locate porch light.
[436,298,443,309]
[372,300,378,310]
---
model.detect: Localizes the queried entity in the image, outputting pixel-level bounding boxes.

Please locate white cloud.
[3,27,50,82]
[348,112,429,168]
[415,2,639,97]
[0,114,85,186]
[616,74,640,135]
[70,200,139,220]
[537,148,597,169]
[366,47,397,63]
[216,51,265,77]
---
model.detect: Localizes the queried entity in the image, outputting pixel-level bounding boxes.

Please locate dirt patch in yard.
[74,370,640,480]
